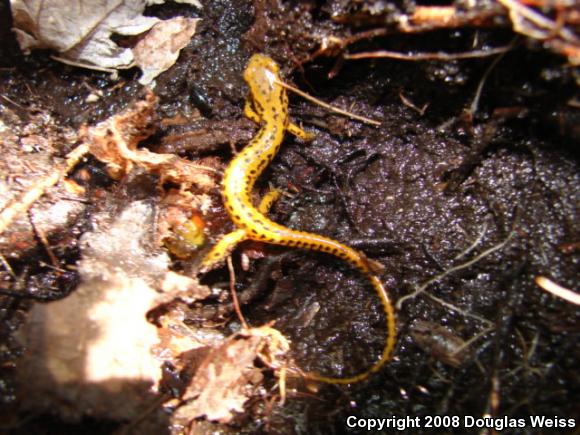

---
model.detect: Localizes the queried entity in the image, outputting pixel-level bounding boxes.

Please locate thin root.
[275,79,381,126]
[227,256,249,329]
[345,46,511,61]
[396,228,516,322]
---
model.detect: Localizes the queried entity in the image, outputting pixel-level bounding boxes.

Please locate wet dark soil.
[0,0,578,433]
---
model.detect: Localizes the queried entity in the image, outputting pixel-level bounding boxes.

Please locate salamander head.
[243,54,286,113]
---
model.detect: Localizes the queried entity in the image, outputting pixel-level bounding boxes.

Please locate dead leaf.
[83,91,217,190]
[134,16,200,85]
[173,326,290,424]
[10,0,201,76]
[156,311,225,364]
[11,0,159,69]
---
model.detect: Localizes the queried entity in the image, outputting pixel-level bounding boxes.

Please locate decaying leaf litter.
[1,0,579,433]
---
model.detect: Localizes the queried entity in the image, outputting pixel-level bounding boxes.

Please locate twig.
[38,261,68,273]
[345,46,512,61]
[399,92,429,116]
[305,6,503,65]
[469,39,517,117]
[0,253,16,278]
[497,0,579,43]
[0,94,26,110]
[28,210,60,269]
[0,143,89,236]
[535,276,580,305]
[480,374,501,435]
[278,367,287,405]
[408,5,500,29]
[275,79,381,126]
[227,256,249,329]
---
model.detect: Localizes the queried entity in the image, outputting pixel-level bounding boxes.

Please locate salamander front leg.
[244,99,314,142]
[244,99,263,124]
[286,123,315,141]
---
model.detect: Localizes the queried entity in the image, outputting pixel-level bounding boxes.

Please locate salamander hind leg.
[200,229,248,273]
[258,189,282,214]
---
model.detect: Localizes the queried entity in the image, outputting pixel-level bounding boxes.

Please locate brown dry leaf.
[155,309,226,369]
[11,0,201,77]
[11,0,160,69]
[134,16,200,85]
[173,326,290,424]
[84,91,167,176]
[83,91,217,190]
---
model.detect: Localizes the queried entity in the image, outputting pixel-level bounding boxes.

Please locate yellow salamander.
[201,54,396,384]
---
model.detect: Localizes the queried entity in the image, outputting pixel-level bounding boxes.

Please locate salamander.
[201,53,396,384]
